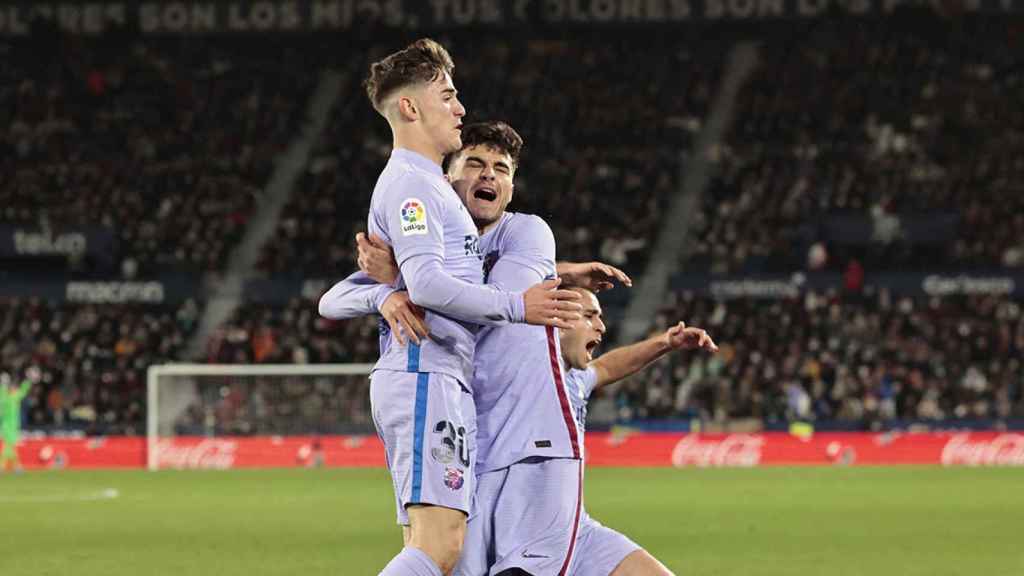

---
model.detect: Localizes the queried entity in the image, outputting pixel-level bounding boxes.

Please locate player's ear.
[396,95,418,122]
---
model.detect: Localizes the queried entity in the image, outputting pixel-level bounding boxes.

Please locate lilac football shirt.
[319,209,583,470]
[472,212,583,473]
[363,148,524,388]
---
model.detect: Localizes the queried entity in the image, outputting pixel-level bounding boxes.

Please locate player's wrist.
[510,291,526,323]
[658,332,674,352]
[374,287,399,312]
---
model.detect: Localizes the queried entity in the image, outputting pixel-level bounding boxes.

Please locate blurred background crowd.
[4,7,1023,435]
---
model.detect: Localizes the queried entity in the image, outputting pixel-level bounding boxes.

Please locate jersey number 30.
[433,420,470,468]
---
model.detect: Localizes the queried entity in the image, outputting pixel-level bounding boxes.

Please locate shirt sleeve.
[579,366,599,399]
[487,215,557,291]
[401,254,524,326]
[318,271,395,320]
[377,173,447,267]
[380,175,525,325]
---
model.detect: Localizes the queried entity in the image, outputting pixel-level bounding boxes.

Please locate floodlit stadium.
[2,2,1024,575]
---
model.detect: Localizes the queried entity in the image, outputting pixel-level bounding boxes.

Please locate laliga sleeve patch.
[399,198,429,236]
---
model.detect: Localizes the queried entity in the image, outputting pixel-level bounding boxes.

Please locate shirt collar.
[392,148,444,177]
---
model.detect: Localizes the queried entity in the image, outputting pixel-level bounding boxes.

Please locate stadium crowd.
[1,33,316,276]
[608,290,1024,427]
[205,297,379,365]
[685,16,1024,275]
[260,32,725,279]
[0,297,199,434]
[6,17,1024,435]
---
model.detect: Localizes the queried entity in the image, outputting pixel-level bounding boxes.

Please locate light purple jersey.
[472,212,583,473]
[562,366,598,458]
[360,149,525,387]
[320,208,582,470]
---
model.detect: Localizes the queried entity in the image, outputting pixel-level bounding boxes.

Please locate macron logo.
[521,550,550,559]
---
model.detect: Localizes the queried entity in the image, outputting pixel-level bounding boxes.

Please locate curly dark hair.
[364,38,454,113]
[447,121,524,170]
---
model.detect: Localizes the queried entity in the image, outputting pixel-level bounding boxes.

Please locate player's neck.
[392,131,444,168]
[476,220,498,236]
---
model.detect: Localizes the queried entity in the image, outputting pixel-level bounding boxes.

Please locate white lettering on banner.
[156,439,238,470]
[543,0,693,22]
[709,278,801,299]
[671,434,764,467]
[65,282,165,304]
[940,434,1024,467]
[706,0,784,19]
[1,3,127,36]
[311,0,356,28]
[13,231,88,257]
[922,275,1015,296]
[430,0,503,24]
[140,3,217,33]
[228,2,302,31]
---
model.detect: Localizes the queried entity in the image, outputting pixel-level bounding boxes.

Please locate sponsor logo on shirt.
[400,199,428,236]
[521,551,551,559]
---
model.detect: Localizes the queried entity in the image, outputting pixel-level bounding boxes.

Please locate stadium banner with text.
[672,271,1024,299]
[0,277,199,303]
[13,432,1024,469]
[0,225,114,260]
[0,0,1019,37]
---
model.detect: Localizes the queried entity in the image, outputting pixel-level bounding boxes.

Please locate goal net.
[146,363,375,471]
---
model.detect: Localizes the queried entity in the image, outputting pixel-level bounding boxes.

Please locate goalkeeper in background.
[1,367,38,473]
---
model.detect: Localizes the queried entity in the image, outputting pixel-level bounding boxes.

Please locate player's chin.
[449,133,463,151]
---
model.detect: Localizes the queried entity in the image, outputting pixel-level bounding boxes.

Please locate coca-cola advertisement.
[940,433,1024,467]
[9,432,1024,470]
[585,431,1024,467]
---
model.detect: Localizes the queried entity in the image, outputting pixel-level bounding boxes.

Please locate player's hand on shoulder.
[356,232,399,285]
[665,321,718,353]
[523,278,583,329]
[556,261,633,292]
[381,291,429,346]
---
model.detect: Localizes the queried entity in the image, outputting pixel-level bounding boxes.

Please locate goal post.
[146,363,374,471]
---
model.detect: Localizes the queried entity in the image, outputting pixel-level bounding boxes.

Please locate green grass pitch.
[1,467,1022,575]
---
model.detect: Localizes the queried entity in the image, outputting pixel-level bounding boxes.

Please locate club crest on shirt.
[443,466,464,491]
[464,235,482,260]
[400,198,428,236]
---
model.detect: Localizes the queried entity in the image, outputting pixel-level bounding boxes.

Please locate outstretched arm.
[591,322,717,389]
[317,271,429,346]
[318,271,396,320]
[377,183,581,329]
[557,261,632,292]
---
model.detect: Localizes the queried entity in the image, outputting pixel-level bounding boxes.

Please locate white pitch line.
[0,488,119,503]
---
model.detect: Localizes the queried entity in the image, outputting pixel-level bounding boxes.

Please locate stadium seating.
[9,18,1024,433]
[685,17,1024,275]
[1,36,317,276]
[607,290,1024,426]
[259,32,727,278]
[0,297,199,434]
